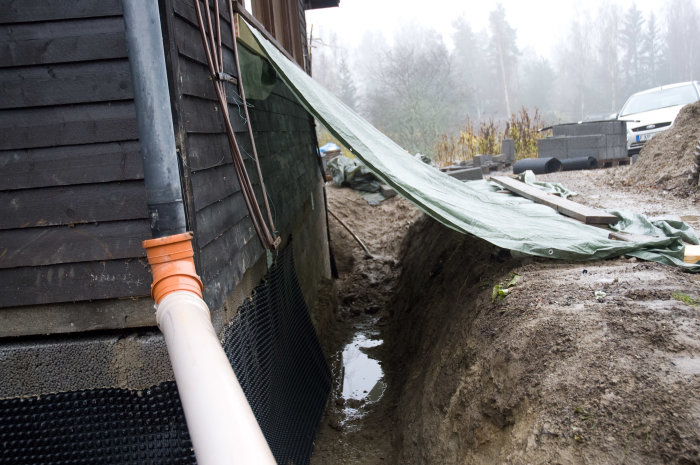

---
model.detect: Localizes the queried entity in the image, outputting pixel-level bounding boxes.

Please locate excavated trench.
[310,184,700,465]
[310,186,517,464]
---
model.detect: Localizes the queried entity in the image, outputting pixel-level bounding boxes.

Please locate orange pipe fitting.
[142,232,203,304]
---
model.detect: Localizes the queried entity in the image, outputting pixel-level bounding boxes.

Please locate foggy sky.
[307,0,670,58]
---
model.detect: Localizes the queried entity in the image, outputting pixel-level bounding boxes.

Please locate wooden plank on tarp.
[684,244,700,264]
[490,176,618,225]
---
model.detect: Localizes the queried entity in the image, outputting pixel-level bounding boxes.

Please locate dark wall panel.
[0,17,127,67]
[0,220,149,269]
[0,0,122,24]
[0,141,143,191]
[159,0,324,317]
[0,181,148,230]
[0,60,133,109]
[0,102,139,151]
[0,3,151,311]
[0,259,150,308]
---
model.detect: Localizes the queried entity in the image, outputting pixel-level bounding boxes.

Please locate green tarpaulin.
[242,20,699,271]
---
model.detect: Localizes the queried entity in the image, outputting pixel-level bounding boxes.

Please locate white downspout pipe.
[123,0,277,460]
[157,291,276,465]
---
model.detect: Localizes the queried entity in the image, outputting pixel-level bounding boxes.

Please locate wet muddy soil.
[311,171,700,464]
[310,185,421,465]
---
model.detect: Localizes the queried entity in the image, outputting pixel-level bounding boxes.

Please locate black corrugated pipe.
[513,157,563,175]
[122,0,186,238]
[561,156,598,171]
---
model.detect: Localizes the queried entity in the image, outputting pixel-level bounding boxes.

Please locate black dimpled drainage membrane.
[0,243,330,465]
[222,243,332,464]
[0,382,195,465]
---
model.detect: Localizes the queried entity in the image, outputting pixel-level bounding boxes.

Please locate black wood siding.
[0,0,151,307]
[0,0,320,319]
[162,0,320,312]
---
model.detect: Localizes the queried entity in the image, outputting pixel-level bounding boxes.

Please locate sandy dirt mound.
[626,100,700,197]
[389,217,700,464]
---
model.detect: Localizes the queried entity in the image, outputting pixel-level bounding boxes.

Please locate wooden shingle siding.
[162,0,260,311]
[161,0,320,312]
[0,220,150,269]
[0,0,150,310]
[0,0,123,24]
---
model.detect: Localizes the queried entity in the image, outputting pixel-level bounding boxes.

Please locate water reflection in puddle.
[341,332,386,423]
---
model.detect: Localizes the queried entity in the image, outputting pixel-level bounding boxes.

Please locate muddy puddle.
[338,326,386,428]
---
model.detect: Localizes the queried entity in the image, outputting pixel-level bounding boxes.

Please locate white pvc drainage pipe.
[157,291,276,465]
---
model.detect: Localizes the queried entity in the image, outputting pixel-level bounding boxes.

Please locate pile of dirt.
[312,174,699,464]
[388,216,700,464]
[627,100,700,197]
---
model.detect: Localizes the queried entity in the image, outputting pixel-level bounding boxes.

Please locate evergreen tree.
[620,4,645,94]
[488,4,519,117]
[363,23,456,154]
[665,0,700,81]
[640,12,666,87]
[520,54,556,113]
[595,3,622,113]
[336,55,357,110]
[451,17,489,120]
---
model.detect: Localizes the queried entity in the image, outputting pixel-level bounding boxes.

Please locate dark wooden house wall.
[0,0,153,310]
[0,0,325,334]
[162,0,322,313]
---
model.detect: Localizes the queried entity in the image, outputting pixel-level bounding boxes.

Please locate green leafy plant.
[492,273,521,302]
[671,292,698,306]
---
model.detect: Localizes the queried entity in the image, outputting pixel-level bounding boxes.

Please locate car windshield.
[619,84,699,116]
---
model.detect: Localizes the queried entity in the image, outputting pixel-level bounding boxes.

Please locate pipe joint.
[143,232,203,304]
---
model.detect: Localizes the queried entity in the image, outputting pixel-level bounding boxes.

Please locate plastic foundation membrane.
[0,243,330,465]
[221,243,332,463]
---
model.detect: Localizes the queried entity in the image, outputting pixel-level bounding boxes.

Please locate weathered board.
[0,17,127,67]
[0,102,138,151]
[0,0,122,24]
[195,191,248,248]
[0,259,151,308]
[490,176,619,225]
[0,181,148,230]
[0,220,149,269]
[0,60,133,109]
[0,141,143,191]
[685,244,700,264]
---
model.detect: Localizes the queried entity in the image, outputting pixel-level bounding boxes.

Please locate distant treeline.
[311,0,700,156]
